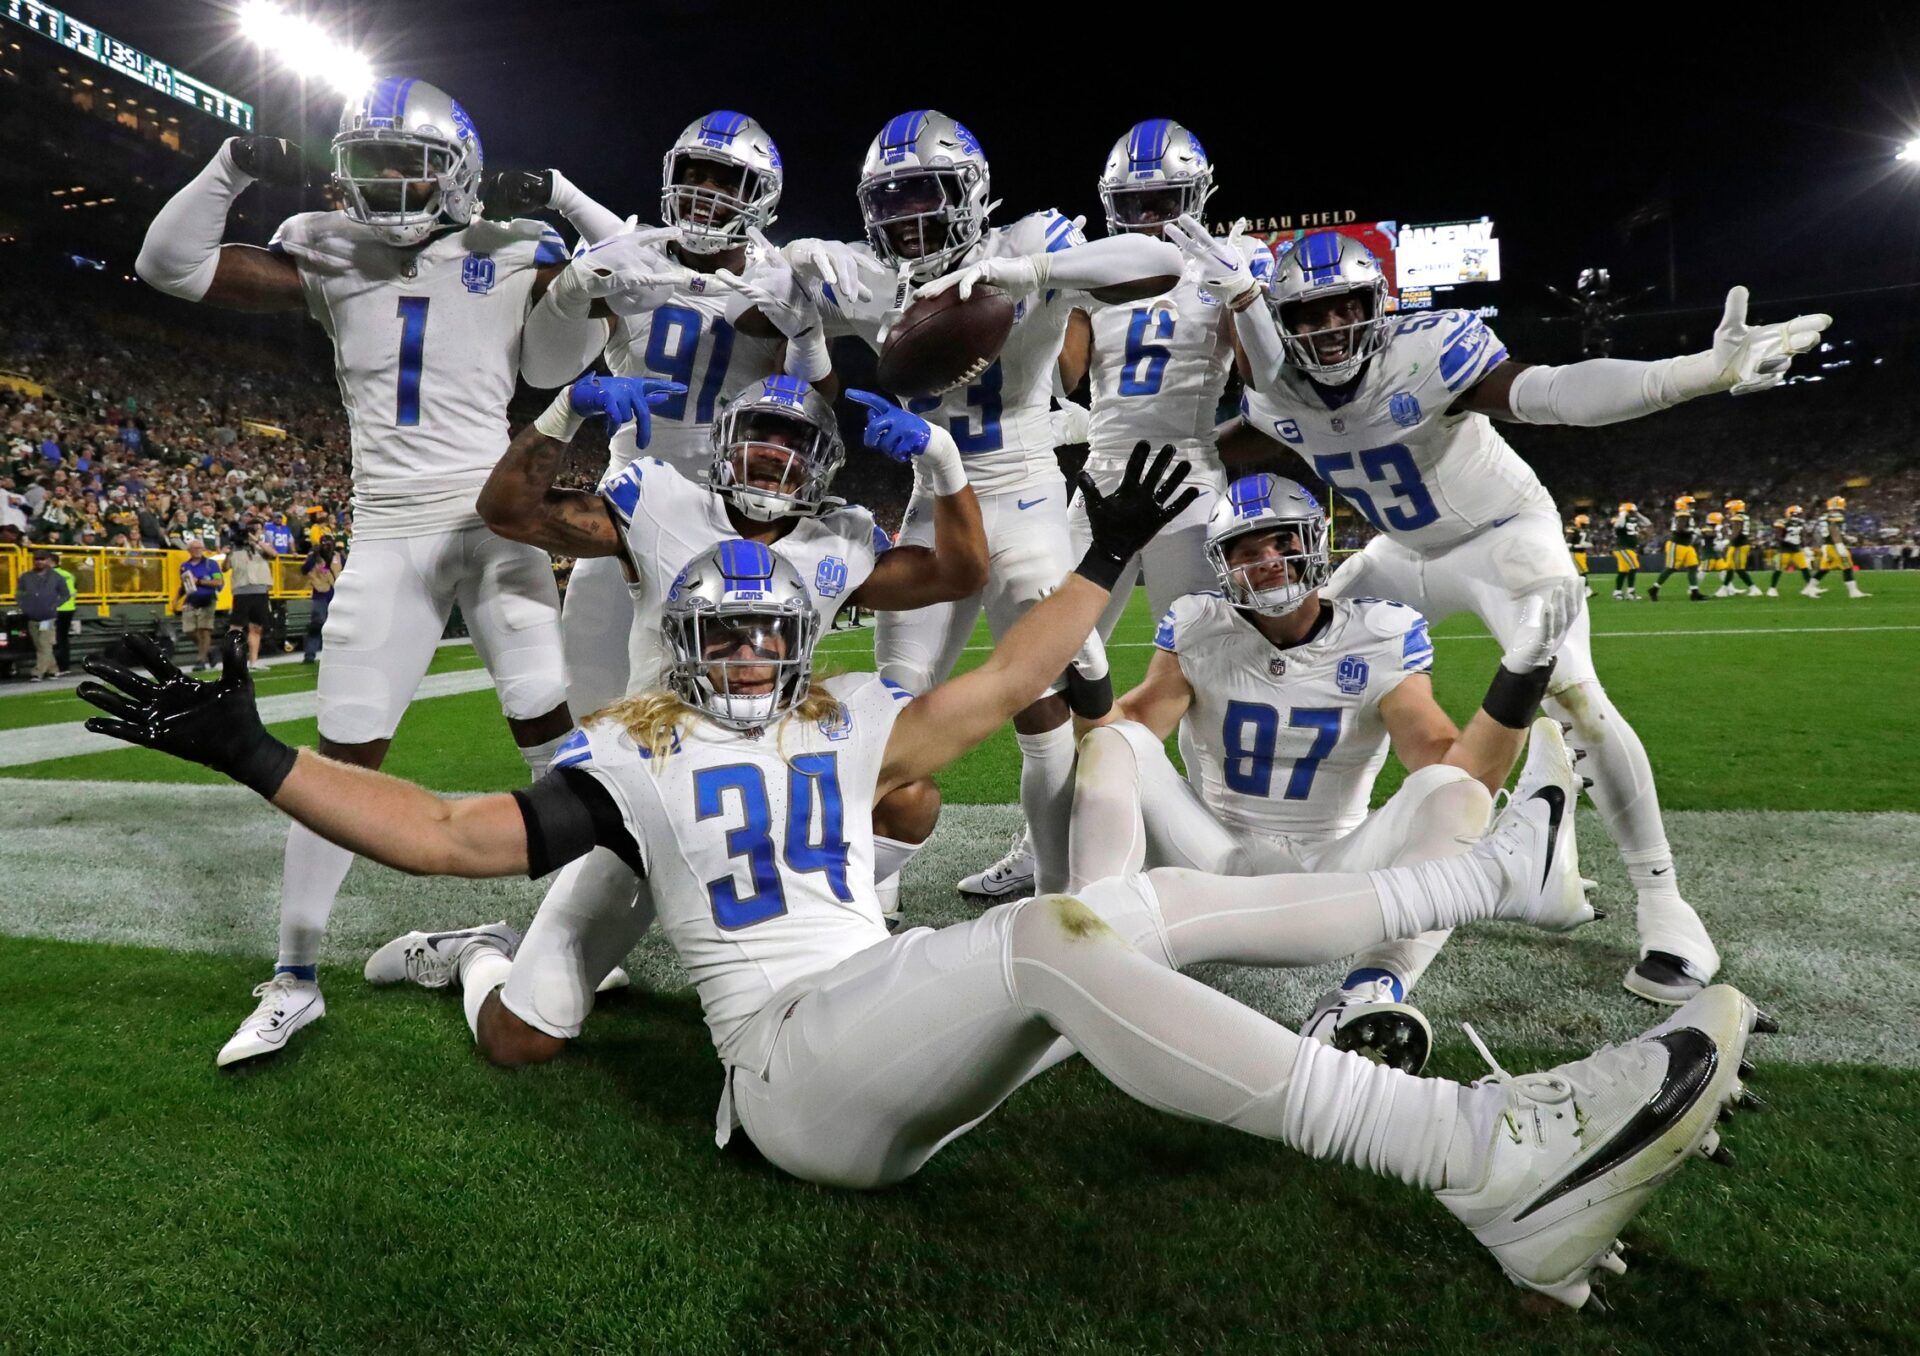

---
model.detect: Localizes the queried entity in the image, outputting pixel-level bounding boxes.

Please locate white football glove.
[714,229,817,339]
[1050,399,1092,447]
[1501,575,1586,672]
[783,237,874,309]
[1671,286,1831,397]
[568,221,716,316]
[1162,213,1259,309]
[915,254,1043,303]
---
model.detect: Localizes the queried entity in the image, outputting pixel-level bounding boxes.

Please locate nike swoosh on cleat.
[258,995,320,1045]
[1651,867,1670,876]
[1513,1028,1719,1221]
[1532,785,1567,891]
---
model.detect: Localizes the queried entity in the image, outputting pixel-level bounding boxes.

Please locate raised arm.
[136,138,307,313]
[478,374,682,557]
[877,443,1197,796]
[841,392,988,610]
[917,231,1183,309]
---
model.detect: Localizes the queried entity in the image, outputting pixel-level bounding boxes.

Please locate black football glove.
[483,169,554,219]
[229,136,307,188]
[1072,440,1199,590]
[77,632,297,798]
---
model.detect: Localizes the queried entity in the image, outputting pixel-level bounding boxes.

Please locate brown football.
[876,284,1016,399]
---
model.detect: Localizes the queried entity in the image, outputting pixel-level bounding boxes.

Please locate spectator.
[18,549,70,681]
[173,538,223,672]
[52,556,77,674]
[300,536,340,663]
[225,519,277,671]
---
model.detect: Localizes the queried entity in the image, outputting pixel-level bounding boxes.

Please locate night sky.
[64,2,1920,314]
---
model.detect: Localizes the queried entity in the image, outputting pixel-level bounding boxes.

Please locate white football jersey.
[599,456,886,694]
[1084,234,1270,488]
[556,672,912,1057]
[603,236,784,480]
[1240,310,1553,553]
[1157,593,1434,841]
[821,210,1085,496]
[270,212,567,539]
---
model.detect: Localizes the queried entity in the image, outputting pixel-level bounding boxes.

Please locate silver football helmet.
[332,77,483,247]
[707,376,846,522]
[857,110,993,280]
[661,110,783,255]
[663,540,820,729]
[1205,473,1330,617]
[1268,231,1391,383]
[1097,118,1215,236]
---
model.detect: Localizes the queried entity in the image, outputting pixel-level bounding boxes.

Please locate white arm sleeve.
[545,170,625,246]
[1034,234,1183,292]
[1231,304,1287,393]
[1505,357,1698,426]
[134,139,254,302]
[520,290,611,389]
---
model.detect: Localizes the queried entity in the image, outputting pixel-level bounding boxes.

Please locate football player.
[783,110,1188,898]
[1069,473,1588,1074]
[133,78,625,1064]
[478,372,988,941]
[1224,232,1828,1003]
[1768,505,1815,596]
[79,446,1769,1313]
[517,112,844,721]
[1716,498,1760,596]
[1648,494,1704,602]
[1813,496,1870,598]
[1566,512,1593,595]
[1610,501,1650,600]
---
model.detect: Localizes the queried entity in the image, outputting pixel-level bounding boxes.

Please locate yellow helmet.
[1725,498,1746,514]
[1826,496,1846,511]
[1707,511,1724,525]
[1786,505,1804,517]
[1618,501,1636,513]
[1675,494,1696,511]
[1573,513,1590,527]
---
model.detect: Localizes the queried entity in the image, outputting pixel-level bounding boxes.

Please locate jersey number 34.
[694,754,852,929]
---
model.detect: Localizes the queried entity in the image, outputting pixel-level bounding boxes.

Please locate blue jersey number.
[1222,702,1342,801]
[910,359,1003,453]
[395,296,429,426]
[693,756,852,930]
[645,305,734,423]
[1312,445,1440,533]
[1119,308,1175,396]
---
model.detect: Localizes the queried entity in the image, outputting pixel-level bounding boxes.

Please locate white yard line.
[0,666,497,767]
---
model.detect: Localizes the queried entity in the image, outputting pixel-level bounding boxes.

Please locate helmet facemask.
[858,166,986,279]
[708,405,843,522]
[1276,278,1390,384]
[333,132,472,246]
[1099,176,1210,237]
[667,606,817,730]
[1207,519,1330,618]
[662,148,777,254]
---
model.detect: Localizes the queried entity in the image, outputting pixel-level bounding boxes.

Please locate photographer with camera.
[226,515,278,672]
[299,535,340,664]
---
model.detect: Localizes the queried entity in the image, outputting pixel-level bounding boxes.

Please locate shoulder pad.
[1434,311,1508,394]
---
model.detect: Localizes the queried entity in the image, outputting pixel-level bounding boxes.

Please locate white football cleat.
[1437,985,1770,1309]
[1800,581,1823,597]
[1846,581,1869,598]
[364,921,521,990]
[216,973,326,1067]
[958,830,1036,901]
[1474,718,1596,932]
[596,966,631,993]
[1302,980,1433,1075]
[1765,587,1779,597]
[1746,586,1762,597]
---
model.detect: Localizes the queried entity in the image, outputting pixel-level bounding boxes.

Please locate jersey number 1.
[395,296,429,427]
[694,754,852,930]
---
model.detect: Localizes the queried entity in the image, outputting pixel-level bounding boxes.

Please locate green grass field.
[3,576,1917,1352]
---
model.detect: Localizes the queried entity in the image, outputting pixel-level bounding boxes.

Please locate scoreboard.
[1238,213,1502,314]
[5,0,255,130]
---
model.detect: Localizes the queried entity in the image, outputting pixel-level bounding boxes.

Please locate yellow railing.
[0,543,315,614]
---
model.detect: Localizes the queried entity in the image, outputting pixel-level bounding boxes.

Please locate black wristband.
[1074,545,1129,592]
[233,738,299,799]
[1482,660,1555,730]
[1061,666,1114,720]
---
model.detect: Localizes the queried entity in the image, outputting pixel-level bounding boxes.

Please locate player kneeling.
[77,448,1771,1310]
[1070,473,1587,1074]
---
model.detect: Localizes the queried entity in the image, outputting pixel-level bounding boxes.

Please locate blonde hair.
[589,667,847,764]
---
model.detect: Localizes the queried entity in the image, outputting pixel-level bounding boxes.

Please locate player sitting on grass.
[76,445,1772,1312]
[1069,472,1588,1076]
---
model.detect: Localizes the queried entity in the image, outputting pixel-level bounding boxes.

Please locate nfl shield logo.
[1336,654,1370,694]
[1390,391,1422,427]
[461,255,495,294]
[1329,416,1346,434]
[1268,656,1288,677]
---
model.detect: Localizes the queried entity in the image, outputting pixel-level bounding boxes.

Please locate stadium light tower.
[236,1,372,99]
[1898,136,1920,164]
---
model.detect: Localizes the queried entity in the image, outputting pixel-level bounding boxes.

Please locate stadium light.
[237,1,372,99]
[1897,136,1920,164]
